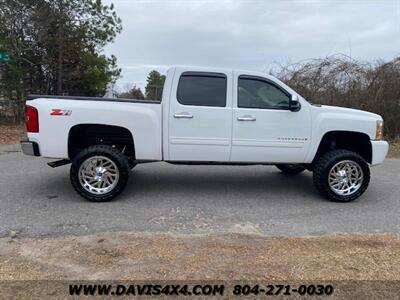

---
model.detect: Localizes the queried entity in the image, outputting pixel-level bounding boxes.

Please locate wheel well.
[314,131,372,164]
[68,124,135,159]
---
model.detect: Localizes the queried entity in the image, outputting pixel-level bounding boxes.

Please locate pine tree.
[145,70,166,100]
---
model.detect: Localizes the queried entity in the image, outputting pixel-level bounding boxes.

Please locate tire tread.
[70,145,130,202]
[313,149,370,202]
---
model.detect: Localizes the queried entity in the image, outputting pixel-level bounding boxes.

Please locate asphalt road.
[0,144,399,238]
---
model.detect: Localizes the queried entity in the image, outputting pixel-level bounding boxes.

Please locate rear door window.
[177,72,227,107]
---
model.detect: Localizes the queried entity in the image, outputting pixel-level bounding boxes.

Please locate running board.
[47,159,71,168]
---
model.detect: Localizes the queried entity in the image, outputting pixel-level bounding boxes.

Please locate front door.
[168,70,233,161]
[231,73,311,163]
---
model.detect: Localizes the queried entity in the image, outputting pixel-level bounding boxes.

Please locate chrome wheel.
[328,160,364,196]
[78,156,119,195]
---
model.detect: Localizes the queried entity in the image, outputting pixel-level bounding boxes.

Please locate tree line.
[0,0,398,140]
[0,0,121,101]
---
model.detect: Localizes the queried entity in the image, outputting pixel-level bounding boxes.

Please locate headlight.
[375,120,383,140]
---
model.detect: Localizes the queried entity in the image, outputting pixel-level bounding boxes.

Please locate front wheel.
[70,145,130,202]
[313,149,370,202]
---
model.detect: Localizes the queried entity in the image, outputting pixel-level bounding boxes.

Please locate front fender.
[305,111,377,163]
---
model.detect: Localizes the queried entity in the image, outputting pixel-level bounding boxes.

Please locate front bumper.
[20,140,41,156]
[371,140,389,165]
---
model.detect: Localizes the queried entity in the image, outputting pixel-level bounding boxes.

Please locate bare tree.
[271,54,400,139]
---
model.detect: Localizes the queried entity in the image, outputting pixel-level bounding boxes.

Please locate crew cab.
[21,66,389,202]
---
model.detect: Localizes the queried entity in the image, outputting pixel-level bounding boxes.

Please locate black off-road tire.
[276,164,306,175]
[70,145,130,202]
[313,149,370,202]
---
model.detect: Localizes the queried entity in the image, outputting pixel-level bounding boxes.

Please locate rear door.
[168,69,233,161]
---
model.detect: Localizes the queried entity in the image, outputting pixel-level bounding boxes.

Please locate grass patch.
[1,232,399,281]
[388,140,400,159]
[0,125,26,145]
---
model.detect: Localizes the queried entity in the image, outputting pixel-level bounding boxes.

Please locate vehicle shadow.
[23,162,322,204]
[122,163,320,202]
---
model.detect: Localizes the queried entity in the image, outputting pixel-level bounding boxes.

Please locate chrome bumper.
[20,140,41,156]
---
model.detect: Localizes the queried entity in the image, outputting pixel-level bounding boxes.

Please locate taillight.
[25,105,39,132]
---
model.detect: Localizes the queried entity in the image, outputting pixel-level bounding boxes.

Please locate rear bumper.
[20,140,41,156]
[371,140,389,165]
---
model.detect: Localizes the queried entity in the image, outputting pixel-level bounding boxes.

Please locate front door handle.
[237,115,256,121]
[174,112,193,119]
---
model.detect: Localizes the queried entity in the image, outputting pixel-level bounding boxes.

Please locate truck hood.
[314,104,382,121]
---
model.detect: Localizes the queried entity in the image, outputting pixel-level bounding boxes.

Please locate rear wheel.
[70,145,130,202]
[276,164,306,175]
[313,149,370,202]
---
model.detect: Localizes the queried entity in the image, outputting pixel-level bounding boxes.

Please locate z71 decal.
[50,109,72,116]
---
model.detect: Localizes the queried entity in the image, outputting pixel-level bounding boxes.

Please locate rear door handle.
[237,115,256,121]
[174,112,193,119]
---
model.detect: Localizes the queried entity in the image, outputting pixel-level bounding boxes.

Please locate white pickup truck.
[21,66,388,202]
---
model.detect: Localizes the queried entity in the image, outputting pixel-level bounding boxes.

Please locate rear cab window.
[177,72,227,107]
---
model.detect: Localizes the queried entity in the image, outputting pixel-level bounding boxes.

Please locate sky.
[103,0,400,92]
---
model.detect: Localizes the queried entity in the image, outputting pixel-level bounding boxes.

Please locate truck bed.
[25,95,162,160]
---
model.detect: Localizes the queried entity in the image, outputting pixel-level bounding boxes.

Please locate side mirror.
[290,94,301,112]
